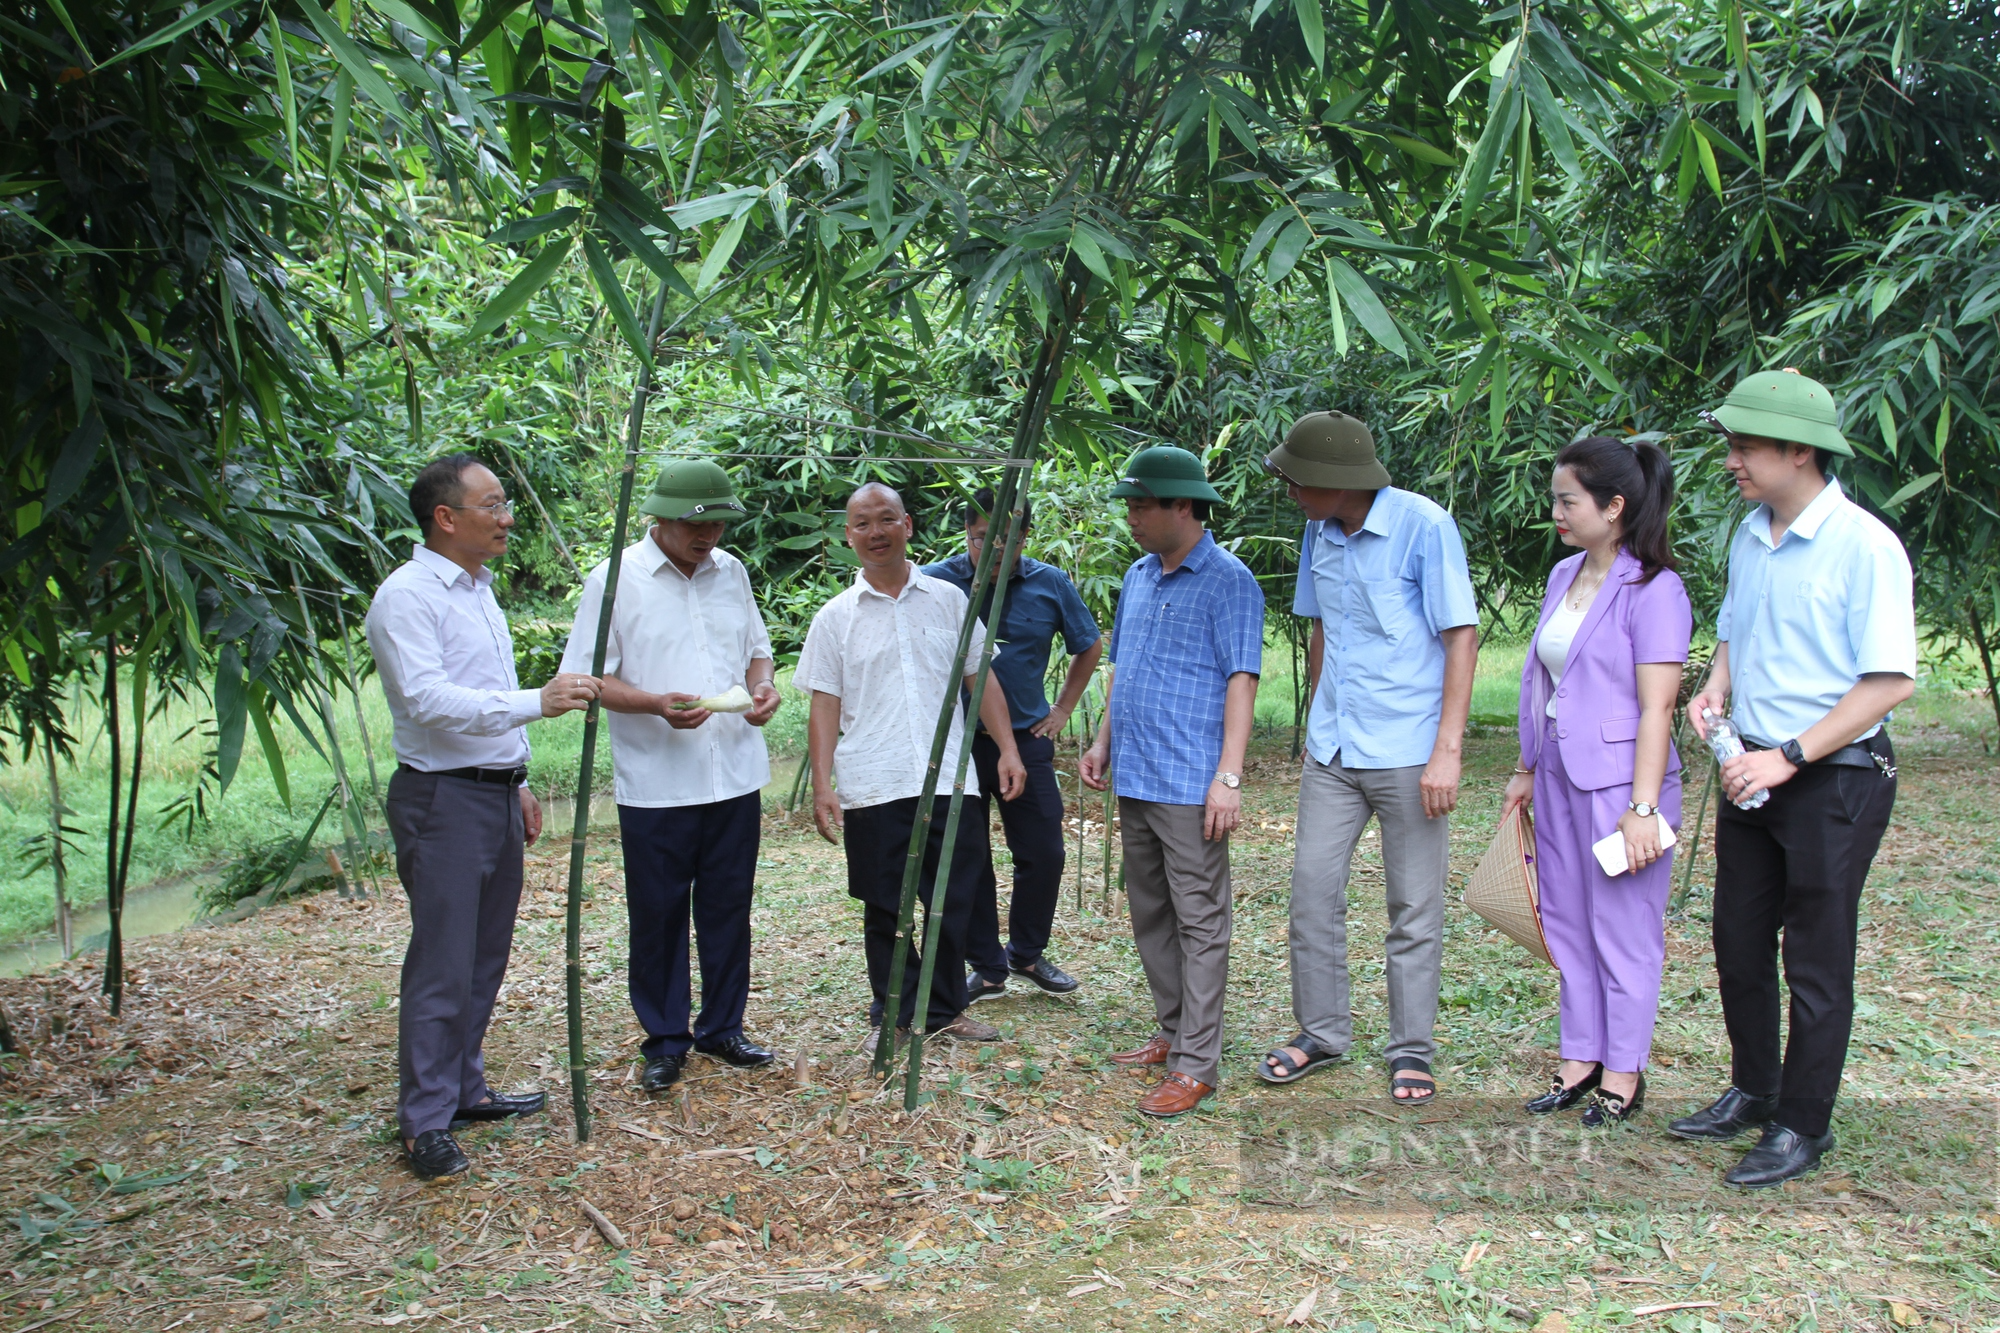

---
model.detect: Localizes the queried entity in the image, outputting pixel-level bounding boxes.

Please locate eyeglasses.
[1260,457,1299,487]
[448,499,515,518]
[1697,410,1732,438]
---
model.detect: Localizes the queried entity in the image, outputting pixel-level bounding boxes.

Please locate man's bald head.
[846,481,905,517]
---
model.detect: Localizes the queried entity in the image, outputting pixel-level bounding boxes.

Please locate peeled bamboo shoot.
[670,684,754,713]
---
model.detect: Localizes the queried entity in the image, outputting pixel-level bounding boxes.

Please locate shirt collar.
[1170,531,1218,575]
[636,529,717,581]
[854,561,930,601]
[411,543,489,590]
[1358,488,1398,538]
[1747,476,1844,547]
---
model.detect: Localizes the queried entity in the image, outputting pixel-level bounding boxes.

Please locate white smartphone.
[1592,815,1678,876]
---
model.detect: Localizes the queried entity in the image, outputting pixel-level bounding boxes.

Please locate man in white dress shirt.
[795,482,1026,1043]
[366,454,600,1179]
[561,460,782,1093]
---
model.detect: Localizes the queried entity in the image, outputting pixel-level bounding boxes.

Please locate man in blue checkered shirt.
[1082,446,1263,1119]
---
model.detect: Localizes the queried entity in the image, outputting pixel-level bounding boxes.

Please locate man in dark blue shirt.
[924,488,1103,1002]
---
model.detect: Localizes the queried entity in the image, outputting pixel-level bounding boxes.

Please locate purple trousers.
[1533,718,1680,1072]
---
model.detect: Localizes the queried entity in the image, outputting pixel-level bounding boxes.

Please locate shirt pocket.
[1352,575,1412,642]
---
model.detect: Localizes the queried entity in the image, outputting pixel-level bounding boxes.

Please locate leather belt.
[401,763,528,786]
[1745,736,1893,772]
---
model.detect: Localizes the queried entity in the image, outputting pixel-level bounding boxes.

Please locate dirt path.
[2,734,1993,1331]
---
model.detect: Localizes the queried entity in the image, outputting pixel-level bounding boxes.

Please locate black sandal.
[1388,1056,1437,1105]
[1258,1034,1343,1084]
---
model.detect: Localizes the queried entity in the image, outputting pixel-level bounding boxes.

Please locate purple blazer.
[1518,549,1693,793]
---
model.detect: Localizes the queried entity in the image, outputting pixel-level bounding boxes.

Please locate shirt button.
[1557,687,1567,697]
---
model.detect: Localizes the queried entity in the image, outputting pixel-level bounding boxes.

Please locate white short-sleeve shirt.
[1715,477,1917,745]
[560,535,774,808]
[793,564,987,810]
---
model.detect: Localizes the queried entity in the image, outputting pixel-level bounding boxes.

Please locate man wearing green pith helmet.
[559,459,784,1093]
[1672,370,1916,1189]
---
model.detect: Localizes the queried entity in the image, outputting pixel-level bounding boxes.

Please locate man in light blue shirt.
[1675,370,1915,1190]
[1256,412,1478,1104]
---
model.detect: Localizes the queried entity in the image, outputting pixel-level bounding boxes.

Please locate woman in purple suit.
[1501,436,1692,1127]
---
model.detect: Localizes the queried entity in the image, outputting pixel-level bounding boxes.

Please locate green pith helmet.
[1710,368,1853,456]
[637,458,747,520]
[1264,410,1392,489]
[1109,445,1223,502]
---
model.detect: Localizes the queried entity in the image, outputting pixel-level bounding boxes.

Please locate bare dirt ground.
[3,733,1995,1332]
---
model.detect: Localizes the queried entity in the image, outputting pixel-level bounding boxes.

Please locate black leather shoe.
[641,1052,687,1091]
[452,1091,546,1125]
[1580,1074,1645,1128]
[1524,1063,1601,1115]
[1668,1086,1779,1141]
[406,1129,468,1179]
[966,973,1008,1004]
[1725,1123,1834,1188]
[1011,958,1079,994]
[696,1034,774,1068]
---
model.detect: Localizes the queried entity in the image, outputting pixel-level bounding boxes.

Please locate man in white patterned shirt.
[366,454,599,1180]
[795,482,1025,1044]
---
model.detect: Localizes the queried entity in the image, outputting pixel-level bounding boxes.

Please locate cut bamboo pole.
[1671,760,1717,915]
[562,282,669,1143]
[101,634,123,1014]
[873,328,1069,1081]
[293,577,372,901]
[902,492,1032,1108]
[332,595,386,818]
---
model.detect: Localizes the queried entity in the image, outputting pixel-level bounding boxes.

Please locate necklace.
[1567,565,1609,612]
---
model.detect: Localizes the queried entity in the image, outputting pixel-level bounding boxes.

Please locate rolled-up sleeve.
[1419,516,1479,634]
[368,588,542,735]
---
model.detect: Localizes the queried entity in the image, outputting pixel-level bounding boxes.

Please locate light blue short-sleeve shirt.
[1715,477,1916,746]
[1294,488,1479,769]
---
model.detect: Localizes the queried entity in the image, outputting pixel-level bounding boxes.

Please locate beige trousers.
[1118,797,1232,1086]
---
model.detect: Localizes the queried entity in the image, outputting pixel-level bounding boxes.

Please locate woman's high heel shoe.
[1580,1073,1646,1128]
[1524,1062,1601,1115]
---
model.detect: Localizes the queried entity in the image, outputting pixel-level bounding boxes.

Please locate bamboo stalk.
[1671,760,1717,916]
[902,491,1033,1109]
[333,595,386,817]
[44,734,71,958]
[102,635,122,1014]
[1968,596,2000,742]
[874,329,1068,1080]
[563,282,669,1143]
[1074,695,1087,916]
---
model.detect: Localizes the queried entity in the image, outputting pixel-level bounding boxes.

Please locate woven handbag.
[1464,805,1555,968]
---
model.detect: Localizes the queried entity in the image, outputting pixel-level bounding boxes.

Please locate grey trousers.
[1119,798,1232,1086]
[387,768,525,1138]
[1290,753,1448,1066]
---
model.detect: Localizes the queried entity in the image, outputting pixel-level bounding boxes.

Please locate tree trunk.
[563,282,669,1143]
[102,640,123,1015]
[1968,595,2000,742]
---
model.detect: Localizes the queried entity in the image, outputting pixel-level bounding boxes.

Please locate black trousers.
[844,795,986,1030]
[386,768,524,1139]
[1712,750,1896,1138]
[967,730,1068,980]
[618,793,761,1061]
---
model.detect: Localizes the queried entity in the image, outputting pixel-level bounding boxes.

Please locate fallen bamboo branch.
[578,1198,627,1249]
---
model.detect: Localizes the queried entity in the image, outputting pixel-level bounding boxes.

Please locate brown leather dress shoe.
[1108,1036,1171,1065]
[1138,1071,1214,1118]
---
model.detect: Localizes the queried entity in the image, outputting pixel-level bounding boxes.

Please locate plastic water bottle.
[1704,708,1769,809]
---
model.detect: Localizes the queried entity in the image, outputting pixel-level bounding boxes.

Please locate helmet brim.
[1711,404,1853,456]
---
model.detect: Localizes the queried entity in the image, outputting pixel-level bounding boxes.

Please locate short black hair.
[965,486,1032,532]
[410,453,488,536]
[1189,498,1212,522]
[1813,447,1836,476]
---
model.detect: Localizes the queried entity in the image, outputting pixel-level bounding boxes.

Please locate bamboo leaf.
[92,0,238,71]
[1881,471,1939,511]
[249,685,291,810]
[215,645,247,794]
[1266,218,1312,284]
[296,0,405,114]
[1292,0,1324,71]
[468,236,574,338]
[1070,229,1113,283]
[604,0,634,55]
[697,211,750,293]
[460,0,532,53]
[1694,132,1723,200]
[45,409,103,512]
[583,235,650,365]
[1324,256,1407,360]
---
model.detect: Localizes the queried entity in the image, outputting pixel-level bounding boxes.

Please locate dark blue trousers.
[618,792,760,1061]
[967,730,1069,980]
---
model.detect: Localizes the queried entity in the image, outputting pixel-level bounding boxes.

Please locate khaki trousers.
[1119,797,1232,1086]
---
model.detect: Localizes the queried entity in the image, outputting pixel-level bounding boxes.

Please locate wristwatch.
[1213,771,1241,789]
[1780,738,1808,767]
[1628,800,1657,819]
